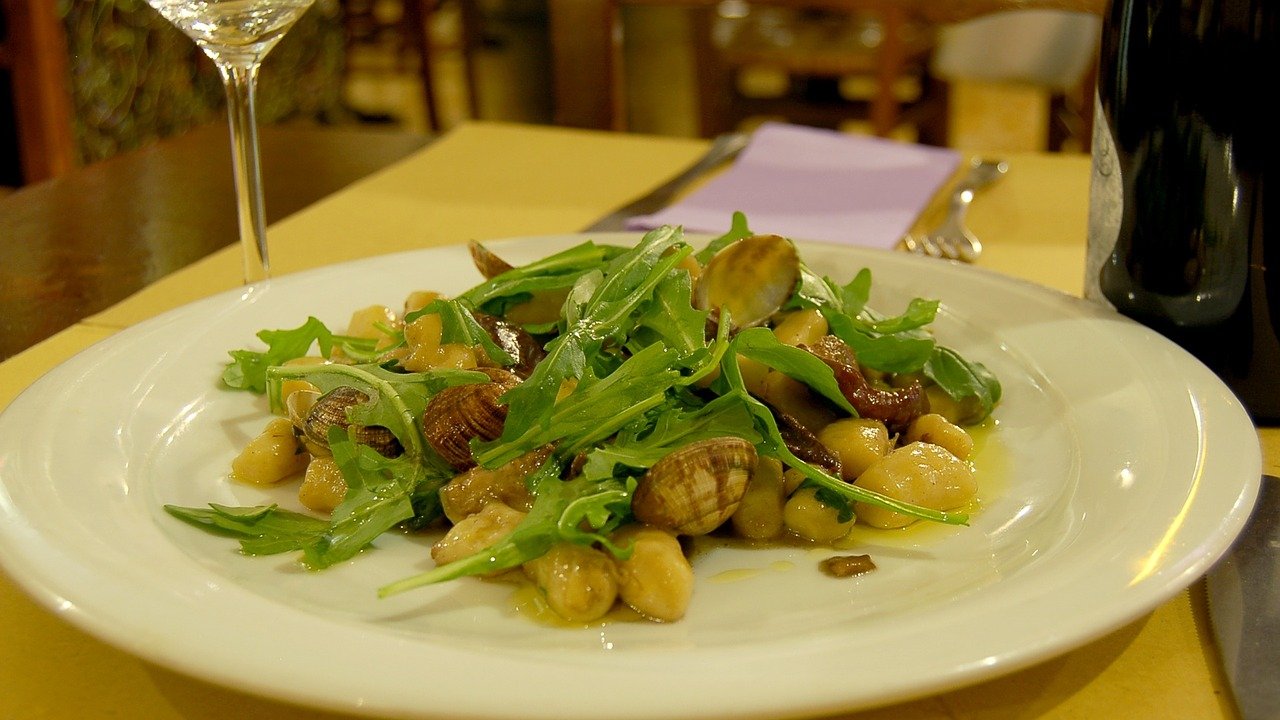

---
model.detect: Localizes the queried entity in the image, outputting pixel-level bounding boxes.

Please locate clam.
[632,437,757,535]
[301,386,403,458]
[422,367,521,470]
[693,234,800,330]
[285,388,321,431]
[471,311,547,379]
[468,240,515,280]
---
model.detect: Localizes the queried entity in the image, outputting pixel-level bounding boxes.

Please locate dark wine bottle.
[1086,0,1277,420]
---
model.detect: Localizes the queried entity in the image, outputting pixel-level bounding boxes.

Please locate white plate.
[0,235,1261,720]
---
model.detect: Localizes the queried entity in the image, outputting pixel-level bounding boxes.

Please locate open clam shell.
[693,234,801,330]
[632,436,758,535]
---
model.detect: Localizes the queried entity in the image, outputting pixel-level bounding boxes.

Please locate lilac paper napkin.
[626,122,962,249]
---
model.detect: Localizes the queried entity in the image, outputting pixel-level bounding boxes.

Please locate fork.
[901,158,1008,263]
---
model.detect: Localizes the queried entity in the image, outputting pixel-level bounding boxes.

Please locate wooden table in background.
[0,123,431,361]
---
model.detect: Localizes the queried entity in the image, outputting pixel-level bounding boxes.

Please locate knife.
[582,132,750,233]
[1205,474,1280,720]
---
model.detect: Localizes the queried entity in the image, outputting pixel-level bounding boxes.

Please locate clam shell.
[632,436,757,535]
[422,367,521,469]
[693,234,800,330]
[303,386,402,458]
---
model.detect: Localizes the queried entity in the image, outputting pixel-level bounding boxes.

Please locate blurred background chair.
[689,0,948,143]
[930,9,1101,151]
[340,0,481,130]
[550,0,949,143]
[548,0,1100,149]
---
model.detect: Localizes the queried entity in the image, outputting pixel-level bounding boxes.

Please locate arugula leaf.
[716,346,968,525]
[163,503,328,555]
[475,342,682,467]
[924,346,1002,421]
[458,240,626,313]
[790,268,941,374]
[301,429,443,569]
[694,210,753,264]
[222,317,335,393]
[795,265,999,420]
[265,362,489,460]
[791,265,862,314]
[494,226,691,446]
[579,394,761,481]
[730,327,855,414]
[378,462,634,597]
[629,269,710,360]
[221,316,386,393]
[822,312,937,373]
[403,298,515,366]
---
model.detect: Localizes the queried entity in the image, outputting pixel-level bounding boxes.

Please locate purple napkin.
[627,122,961,249]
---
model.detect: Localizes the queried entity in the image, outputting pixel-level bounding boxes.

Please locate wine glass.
[145,0,317,283]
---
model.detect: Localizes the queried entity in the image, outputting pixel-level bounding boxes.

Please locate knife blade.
[582,132,749,233]
[1205,474,1280,720]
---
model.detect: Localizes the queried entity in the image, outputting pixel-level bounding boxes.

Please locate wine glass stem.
[217,61,270,283]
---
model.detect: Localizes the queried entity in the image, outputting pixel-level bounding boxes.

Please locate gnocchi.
[854,442,977,529]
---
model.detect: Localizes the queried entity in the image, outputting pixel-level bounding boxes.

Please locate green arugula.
[729,327,855,414]
[578,394,762,481]
[401,298,515,367]
[718,335,969,526]
[301,429,441,568]
[694,210,753,264]
[264,362,487,459]
[378,459,635,596]
[166,429,453,569]
[790,265,1000,419]
[163,503,328,555]
[458,240,627,316]
[492,225,691,448]
[474,342,683,468]
[222,317,381,393]
[924,345,1003,419]
[629,269,710,361]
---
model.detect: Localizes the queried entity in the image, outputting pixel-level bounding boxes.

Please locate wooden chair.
[690,2,948,142]
[547,0,1105,144]
[1,0,77,183]
[548,0,947,142]
[404,0,481,129]
[342,0,481,130]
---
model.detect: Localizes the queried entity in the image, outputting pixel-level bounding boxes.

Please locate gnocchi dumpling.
[230,418,308,486]
[854,441,976,529]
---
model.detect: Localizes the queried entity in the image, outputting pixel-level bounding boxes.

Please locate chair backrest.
[1,0,77,183]
[931,9,1101,91]
[687,0,941,140]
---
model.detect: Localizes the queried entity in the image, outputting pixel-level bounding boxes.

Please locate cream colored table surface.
[1,121,1268,719]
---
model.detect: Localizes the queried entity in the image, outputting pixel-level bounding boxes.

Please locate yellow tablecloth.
[1,121,1270,719]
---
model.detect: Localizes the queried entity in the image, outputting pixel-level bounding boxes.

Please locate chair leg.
[547,0,621,130]
[458,0,482,119]
[689,5,735,137]
[402,0,441,131]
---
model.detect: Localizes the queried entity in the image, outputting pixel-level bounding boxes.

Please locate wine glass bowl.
[145,0,317,283]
